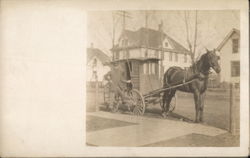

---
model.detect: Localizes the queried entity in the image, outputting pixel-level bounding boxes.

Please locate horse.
[161,49,221,123]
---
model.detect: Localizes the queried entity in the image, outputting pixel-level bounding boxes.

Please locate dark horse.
[162,49,221,123]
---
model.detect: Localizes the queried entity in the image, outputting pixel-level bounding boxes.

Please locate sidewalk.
[86,111,230,147]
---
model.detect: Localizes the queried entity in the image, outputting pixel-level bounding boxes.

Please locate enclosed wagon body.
[103,56,181,115]
[110,58,161,95]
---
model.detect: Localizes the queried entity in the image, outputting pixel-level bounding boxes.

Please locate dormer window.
[125,39,129,46]
[121,39,129,47]
[169,52,172,61]
[175,53,178,62]
[165,42,168,47]
[184,54,187,63]
[232,39,239,53]
[145,50,148,57]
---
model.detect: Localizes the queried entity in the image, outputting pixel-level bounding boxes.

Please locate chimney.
[91,43,94,48]
[158,20,163,32]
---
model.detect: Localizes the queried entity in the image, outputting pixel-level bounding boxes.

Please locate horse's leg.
[163,90,176,117]
[193,90,201,123]
[167,90,176,112]
[161,91,169,118]
[199,92,206,122]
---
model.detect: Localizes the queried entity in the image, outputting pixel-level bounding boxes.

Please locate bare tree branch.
[184,11,193,63]
[192,10,198,62]
[183,11,199,64]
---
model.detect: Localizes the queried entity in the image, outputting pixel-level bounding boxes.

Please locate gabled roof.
[116,27,190,54]
[216,28,240,51]
[87,48,110,64]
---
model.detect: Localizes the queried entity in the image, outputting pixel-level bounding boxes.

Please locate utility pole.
[159,20,164,81]
[145,11,149,56]
[114,11,132,62]
[116,11,132,31]
[112,12,116,47]
[145,11,148,29]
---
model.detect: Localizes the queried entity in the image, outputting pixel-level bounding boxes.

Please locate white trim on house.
[216,28,240,51]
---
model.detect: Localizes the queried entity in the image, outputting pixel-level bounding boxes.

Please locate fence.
[229,83,240,135]
[86,81,103,112]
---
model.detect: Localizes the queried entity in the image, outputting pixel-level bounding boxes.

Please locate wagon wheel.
[128,89,145,116]
[169,94,177,112]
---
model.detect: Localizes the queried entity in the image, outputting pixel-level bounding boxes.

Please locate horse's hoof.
[161,113,167,118]
[194,120,200,123]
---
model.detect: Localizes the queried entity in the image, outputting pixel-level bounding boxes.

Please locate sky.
[87,10,239,58]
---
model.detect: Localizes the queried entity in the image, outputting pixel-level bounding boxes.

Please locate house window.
[184,54,187,63]
[169,52,172,61]
[175,53,178,62]
[125,39,128,46]
[165,42,168,47]
[143,63,148,74]
[155,50,158,58]
[149,63,152,74]
[122,40,125,46]
[151,63,155,74]
[115,51,120,60]
[232,39,239,53]
[231,61,240,77]
[93,58,97,64]
[126,50,129,58]
[145,50,148,57]
[146,63,155,74]
[143,62,156,74]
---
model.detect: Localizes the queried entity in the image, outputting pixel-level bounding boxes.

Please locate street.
[86,87,240,146]
[87,87,240,130]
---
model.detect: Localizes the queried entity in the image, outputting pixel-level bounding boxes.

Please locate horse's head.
[206,48,221,73]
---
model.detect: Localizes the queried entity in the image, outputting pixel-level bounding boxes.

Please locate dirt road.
[86,88,240,130]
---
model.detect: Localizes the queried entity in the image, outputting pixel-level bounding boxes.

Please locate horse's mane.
[189,52,208,73]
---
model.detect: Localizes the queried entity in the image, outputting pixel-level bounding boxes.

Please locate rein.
[144,78,196,98]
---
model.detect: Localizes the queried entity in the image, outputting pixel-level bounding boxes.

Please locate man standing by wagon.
[104,62,131,111]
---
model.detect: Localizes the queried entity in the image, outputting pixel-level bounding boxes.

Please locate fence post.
[95,77,99,112]
[229,83,238,135]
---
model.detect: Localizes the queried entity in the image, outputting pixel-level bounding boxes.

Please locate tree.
[183,10,198,64]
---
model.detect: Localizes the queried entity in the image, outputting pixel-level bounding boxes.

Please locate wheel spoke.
[127,89,145,116]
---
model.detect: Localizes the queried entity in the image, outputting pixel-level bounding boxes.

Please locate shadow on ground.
[143,132,239,147]
[98,103,197,123]
[86,115,137,132]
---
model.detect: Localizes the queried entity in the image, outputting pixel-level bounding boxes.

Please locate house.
[87,45,111,82]
[216,28,240,86]
[111,25,192,81]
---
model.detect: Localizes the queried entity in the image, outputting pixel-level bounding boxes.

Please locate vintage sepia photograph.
[86,10,240,147]
[0,0,248,156]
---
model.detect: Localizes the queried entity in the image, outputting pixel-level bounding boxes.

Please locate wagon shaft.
[143,73,202,98]
[144,96,161,104]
